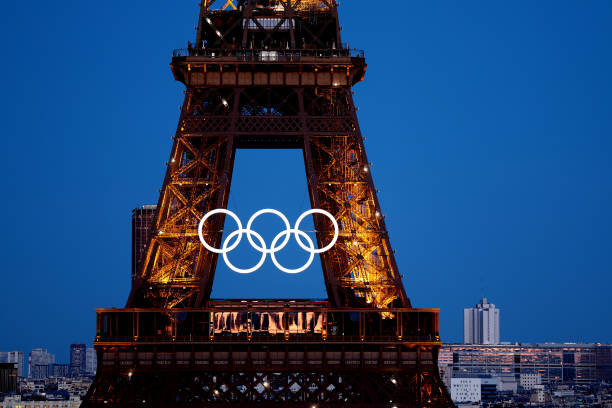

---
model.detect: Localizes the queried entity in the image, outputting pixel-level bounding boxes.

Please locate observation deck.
[170,47,366,87]
[95,300,439,346]
[94,300,441,373]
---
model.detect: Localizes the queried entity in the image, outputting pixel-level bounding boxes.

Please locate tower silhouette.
[82,1,453,406]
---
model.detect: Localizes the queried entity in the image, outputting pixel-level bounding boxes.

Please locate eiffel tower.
[82,1,454,406]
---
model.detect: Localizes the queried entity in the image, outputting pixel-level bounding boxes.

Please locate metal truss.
[196,0,341,50]
[85,369,450,407]
[86,1,455,407]
[128,85,408,310]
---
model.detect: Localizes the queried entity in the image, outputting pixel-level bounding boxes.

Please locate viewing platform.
[95,300,440,346]
[93,301,441,374]
[171,47,366,87]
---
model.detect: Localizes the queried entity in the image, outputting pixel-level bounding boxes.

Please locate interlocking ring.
[197,208,339,274]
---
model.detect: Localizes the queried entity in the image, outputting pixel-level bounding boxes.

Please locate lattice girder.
[128,82,409,310]
[197,0,340,50]
[84,369,452,407]
[86,1,455,406]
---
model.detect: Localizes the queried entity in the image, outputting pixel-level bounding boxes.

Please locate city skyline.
[1,0,612,362]
[0,346,96,378]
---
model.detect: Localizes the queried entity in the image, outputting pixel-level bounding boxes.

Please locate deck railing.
[95,307,440,344]
[172,47,365,60]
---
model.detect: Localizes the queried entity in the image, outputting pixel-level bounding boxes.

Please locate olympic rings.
[197,208,339,274]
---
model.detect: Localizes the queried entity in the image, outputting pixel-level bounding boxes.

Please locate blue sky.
[1,1,611,362]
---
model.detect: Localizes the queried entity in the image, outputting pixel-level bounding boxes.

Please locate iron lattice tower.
[82,1,454,407]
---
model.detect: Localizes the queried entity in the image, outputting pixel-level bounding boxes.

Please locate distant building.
[530,384,552,404]
[7,352,24,378]
[30,364,50,379]
[464,297,500,344]
[28,349,54,379]
[69,344,86,377]
[50,363,70,378]
[497,375,518,393]
[0,352,24,378]
[451,378,481,403]
[0,363,17,393]
[480,378,498,404]
[596,345,612,382]
[132,205,157,283]
[520,373,542,390]
[439,343,612,385]
[85,348,97,376]
[0,395,81,408]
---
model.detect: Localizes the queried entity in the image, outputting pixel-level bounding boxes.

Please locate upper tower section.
[197,0,339,50]
[171,0,366,88]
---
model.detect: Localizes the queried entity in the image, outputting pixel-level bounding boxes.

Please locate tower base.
[85,366,451,407]
[82,301,454,407]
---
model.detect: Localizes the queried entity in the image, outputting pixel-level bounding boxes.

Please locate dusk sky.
[1,1,611,362]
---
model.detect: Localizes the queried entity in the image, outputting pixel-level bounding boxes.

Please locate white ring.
[222,229,267,274]
[245,209,291,253]
[270,229,315,274]
[294,209,339,253]
[197,208,339,274]
[198,209,243,254]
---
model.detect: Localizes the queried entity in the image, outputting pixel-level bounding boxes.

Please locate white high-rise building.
[85,348,97,376]
[463,297,500,344]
